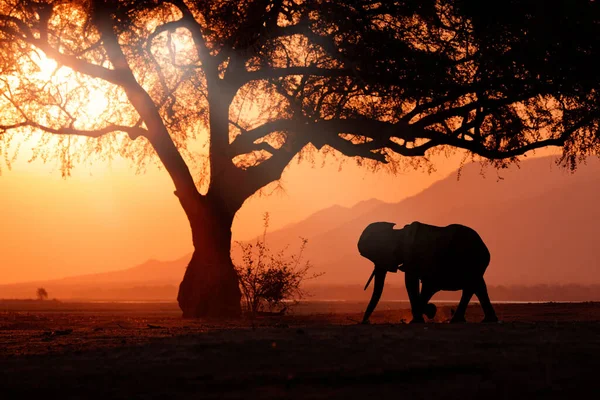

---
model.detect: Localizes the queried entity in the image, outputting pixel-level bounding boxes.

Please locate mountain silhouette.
[2,156,599,300]
[0,256,189,300]
[302,156,600,286]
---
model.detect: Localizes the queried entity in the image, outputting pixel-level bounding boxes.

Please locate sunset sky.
[0,48,564,285]
[0,144,452,284]
[0,140,560,285]
[0,0,572,286]
[0,46,465,284]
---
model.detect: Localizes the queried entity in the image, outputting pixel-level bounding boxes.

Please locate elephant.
[358,221,498,324]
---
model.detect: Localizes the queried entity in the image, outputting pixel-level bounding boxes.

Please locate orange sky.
[0,143,483,284]
[0,10,568,286]
[0,49,469,284]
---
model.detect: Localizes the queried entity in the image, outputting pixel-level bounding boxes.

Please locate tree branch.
[240,66,351,83]
[170,0,214,72]
[437,115,597,159]
[91,0,202,218]
[230,119,301,155]
[34,40,125,85]
[0,15,124,86]
[250,141,279,154]
[0,15,34,39]
[238,134,309,199]
[411,93,542,129]
[231,117,427,157]
[231,112,596,172]
[0,121,147,139]
[321,135,388,162]
[145,20,184,102]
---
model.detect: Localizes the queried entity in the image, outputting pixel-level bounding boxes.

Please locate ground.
[1,301,599,399]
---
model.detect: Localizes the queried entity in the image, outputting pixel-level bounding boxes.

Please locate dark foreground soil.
[1,302,599,399]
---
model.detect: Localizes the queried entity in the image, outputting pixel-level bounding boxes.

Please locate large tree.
[1,0,598,317]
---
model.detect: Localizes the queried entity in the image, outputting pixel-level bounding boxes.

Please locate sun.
[0,49,130,176]
[1,9,201,177]
[29,50,113,124]
[31,50,59,81]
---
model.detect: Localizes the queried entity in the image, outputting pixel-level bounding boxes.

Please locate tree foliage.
[1,0,598,187]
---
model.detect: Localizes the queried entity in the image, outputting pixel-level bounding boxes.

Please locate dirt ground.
[1,301,599,399]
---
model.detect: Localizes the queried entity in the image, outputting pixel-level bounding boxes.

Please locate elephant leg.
[420,284,438,319]
[475,278,498,323]
[450,288,473,323]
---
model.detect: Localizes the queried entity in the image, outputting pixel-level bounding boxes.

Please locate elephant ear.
[357,222,396,259]
[399,221,421,269]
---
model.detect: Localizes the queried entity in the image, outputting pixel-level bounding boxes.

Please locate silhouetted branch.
[35,43,122,84]
[438,115,597,160]
[241,66,351,83]
[230,119,299,155]
[232,111,597,167]
[145,20,186,105]
[411,94,540,129]
[240,135,309,197]
[0,121,147,139]
[170,0,214,71]
[232,117,428,157]
[0,19,124,86]
[92,1,202,217]
[0,15,34,39]
[249,141,279,154]
[320,135,388,162]
[269,19,311,38]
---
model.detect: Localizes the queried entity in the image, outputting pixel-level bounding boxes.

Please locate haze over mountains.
[2,156,599,300]
[284,156,600,287]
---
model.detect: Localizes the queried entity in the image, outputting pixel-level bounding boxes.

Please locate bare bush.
[234,213,323,319]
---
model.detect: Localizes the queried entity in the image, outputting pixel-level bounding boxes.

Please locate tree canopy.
[1,0,598,189]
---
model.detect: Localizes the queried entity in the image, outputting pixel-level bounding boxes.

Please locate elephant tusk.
[364,269,376,290]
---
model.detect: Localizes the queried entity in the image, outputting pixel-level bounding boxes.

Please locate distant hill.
[2,156,600,300]
[301,156,600,286]
[231,198,386,260]
[50,255,190,285]
[267,198,385,242]
[0,256,189,300]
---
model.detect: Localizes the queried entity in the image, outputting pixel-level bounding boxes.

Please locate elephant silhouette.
[358,221,498,324]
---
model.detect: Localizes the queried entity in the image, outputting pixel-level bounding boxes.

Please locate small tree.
[36,288,48,301]
[235,213,322,319]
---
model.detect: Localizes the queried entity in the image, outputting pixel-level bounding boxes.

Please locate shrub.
[36,287,48,300]
[234,213,323,319]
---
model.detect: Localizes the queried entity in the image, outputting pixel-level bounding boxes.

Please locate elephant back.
[401,222,490,280]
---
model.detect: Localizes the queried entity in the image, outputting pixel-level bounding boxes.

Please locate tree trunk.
[177,197,241,318]
[176,79,243,318]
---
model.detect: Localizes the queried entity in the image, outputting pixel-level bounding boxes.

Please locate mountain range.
[2,155,599,300]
